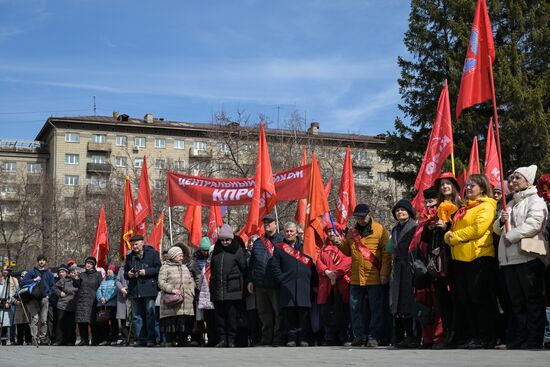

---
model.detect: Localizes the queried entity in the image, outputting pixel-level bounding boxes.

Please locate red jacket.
[315,243,352,304]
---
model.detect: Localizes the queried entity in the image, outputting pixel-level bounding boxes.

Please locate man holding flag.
[339,204,391,347]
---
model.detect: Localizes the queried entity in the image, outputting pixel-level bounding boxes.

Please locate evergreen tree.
[379,0,550,190]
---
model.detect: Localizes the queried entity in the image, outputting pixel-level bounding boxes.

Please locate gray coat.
[75,269,102,323]
[53,277,78,311]
[389,219,417,315]
[115,269,128,320]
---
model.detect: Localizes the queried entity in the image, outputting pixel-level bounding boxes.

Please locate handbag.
[162,292,184,306]
[427,245,449,278]
[96,307,111,323]
[519,213,549,257]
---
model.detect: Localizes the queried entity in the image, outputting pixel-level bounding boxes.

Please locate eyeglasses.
[464,182,477,188]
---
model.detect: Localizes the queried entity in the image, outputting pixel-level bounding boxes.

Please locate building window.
[92,134,107,143]
[64,154,79,165]
[2,162,16,171]
[219,143,230,155]
[27,163,42,174]
[64,175,79,186]
[154,180,163,190]
[28,207,38,216]
[116,135,127,147]
[134,137,146,148]
[0,185,16,194]
[155,159,166,169]
[134,158,144,168]
[115,156,127,167]
[174,140,185,150]
[90,175,107,188]
[64,197,78,208]
[194,141,207,151]
[155,138,166,149]
[377,172,388,182]
[64,133,80,143]
[90,155,106,164]
[174,160,186,171]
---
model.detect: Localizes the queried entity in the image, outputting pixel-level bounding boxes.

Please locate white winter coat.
[494,186,548,266]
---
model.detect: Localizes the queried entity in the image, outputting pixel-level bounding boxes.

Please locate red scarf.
[204,263,211,285]
[351,228,381,270]
[277,243,311,266]
[452,200,482,224]
[260,237,275,256]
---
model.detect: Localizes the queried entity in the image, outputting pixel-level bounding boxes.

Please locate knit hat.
[66,259,76,268]
[199,237,212,251]
[324,222,343,235]
[392,199,416,221]
[494,181,510,196]
[514,165,538,186]
[58,264,68,273]
[85,256,97,267]
[352,204,370,217]
[167,246,183,260]
[68,266,78,273]
[108,264,119,274]
[218,224,234,240]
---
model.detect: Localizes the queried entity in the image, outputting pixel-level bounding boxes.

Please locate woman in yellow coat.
[444,174,498,349]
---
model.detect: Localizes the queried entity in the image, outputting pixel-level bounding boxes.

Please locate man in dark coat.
[271,221,313,347]
[247,213,284,346]
[124,234,161,347]
[20,254,55,345]
[209,224,247,348]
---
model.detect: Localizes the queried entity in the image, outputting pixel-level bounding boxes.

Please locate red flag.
[207,206,223,243]
[484,118,500,187]
[336,146,356,226]
[456,0,495,120]
[92,206,109,269]
[324,176,333,198]
[147,210,164,253]
[120,177,136,260]
[294,149,308,227]
[467,136,481,175]
[413,80,454,212]
[322,176,334,228]
[242,123,277,236]
[135,156,154,235]
[457,170,468,194]
[303,154,330,262]
[183,204,202,248]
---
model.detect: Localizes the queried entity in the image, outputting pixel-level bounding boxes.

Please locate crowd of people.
[1,166,550,350]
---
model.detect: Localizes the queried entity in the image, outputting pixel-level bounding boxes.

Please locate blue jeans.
[349,284,384,341]
[131,297,156,344]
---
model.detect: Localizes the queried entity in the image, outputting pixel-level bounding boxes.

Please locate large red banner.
[168,164,311,207]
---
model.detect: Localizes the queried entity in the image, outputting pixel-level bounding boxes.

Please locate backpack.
[18,281,44,303]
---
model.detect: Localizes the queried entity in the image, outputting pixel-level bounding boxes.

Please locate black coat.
[209,237,247,302]
[271,238,313,308]
[124,245,162,299]
[75,269,102,323]
[247,232,283,288]
[389,219,417,315]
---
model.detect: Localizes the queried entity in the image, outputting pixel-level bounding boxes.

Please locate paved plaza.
[2,346,549,367]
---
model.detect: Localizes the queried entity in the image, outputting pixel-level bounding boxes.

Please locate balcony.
[355,177,374,187]
[87,142,112,153]
[352,157,374,168]
[0,212,18,223]
[26,174,42,185]
[189,148,212,159]
[86,162,112,174]
[86,184,107,196]
[0,191,19,201]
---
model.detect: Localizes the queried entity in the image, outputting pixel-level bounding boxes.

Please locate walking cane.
[17,295,37,348]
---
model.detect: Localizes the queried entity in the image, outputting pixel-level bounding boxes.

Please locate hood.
[513,185,538,203]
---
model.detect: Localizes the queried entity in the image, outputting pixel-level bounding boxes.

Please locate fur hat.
[514,165,538,186]
[129,234,144,243]
[392,199,416,221]
[218,224,234,240]
[423,186,438,200]
[167,246,183,260]
[199,237,212,251]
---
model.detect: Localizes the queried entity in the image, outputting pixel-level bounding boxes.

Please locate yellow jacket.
[446,196,497,262]
[339,218,391,286]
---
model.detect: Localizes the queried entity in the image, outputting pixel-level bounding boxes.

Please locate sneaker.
[366,339,379,348]
[299,341,309,347]
[98,341,110,346]
[344,339,364,347]
[286,341,297,347]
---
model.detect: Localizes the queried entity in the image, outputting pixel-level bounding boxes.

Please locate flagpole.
[274,205,280,233]
[168,206,174,248]
[450,152,456,175]
[488,55,509,232]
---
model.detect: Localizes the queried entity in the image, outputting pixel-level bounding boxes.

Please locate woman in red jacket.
[316,223,352,346]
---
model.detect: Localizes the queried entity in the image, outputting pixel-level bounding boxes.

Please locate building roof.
[35,115,386,146]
